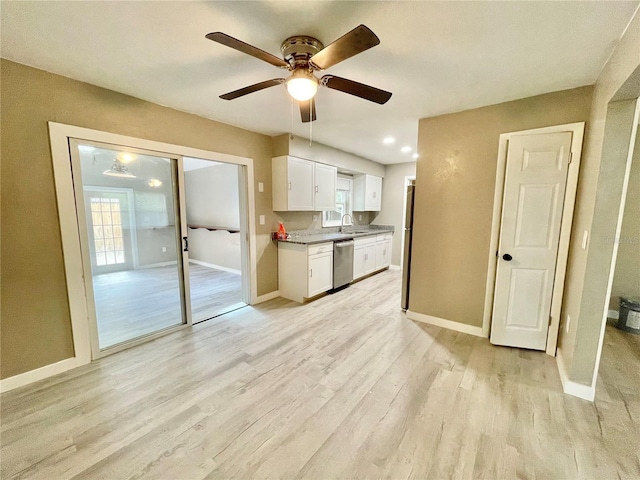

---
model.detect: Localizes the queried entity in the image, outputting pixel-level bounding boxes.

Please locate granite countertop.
[277,225,394,245]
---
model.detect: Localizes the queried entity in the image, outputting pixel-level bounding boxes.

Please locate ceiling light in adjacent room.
[117,152,137,164]
[383,137,395,145]
[103,159,136,178]
[147,178,162,188]
[401,146,412,153]
[286,70,318,101]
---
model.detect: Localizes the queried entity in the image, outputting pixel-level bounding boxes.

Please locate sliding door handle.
[183,236,189,252]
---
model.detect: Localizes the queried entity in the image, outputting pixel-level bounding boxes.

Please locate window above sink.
[323,175,353,227]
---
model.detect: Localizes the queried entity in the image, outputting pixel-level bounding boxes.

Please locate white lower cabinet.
[279,232,393,303]
[278,242,333,303]
[354,233,392,280]
[375,233,392,269]
[308,251,333,297]
[354,236,377,280]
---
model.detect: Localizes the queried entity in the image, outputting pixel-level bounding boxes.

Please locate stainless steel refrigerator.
[401,179,416,310]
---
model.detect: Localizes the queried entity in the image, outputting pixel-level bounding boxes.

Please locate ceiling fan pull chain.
[290,97,294,139]
[309,100,313,146]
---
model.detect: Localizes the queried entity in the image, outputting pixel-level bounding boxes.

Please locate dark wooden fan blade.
[219,79,285,100]
[206,32,289,68]
[320,75,392,104]
[309,25,380,70]
[299,98,317,123]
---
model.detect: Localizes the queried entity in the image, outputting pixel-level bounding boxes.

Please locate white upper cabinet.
[353,174,382,211]
[313,162,337,211]
[273,156,314,211]
[272,156,336,211]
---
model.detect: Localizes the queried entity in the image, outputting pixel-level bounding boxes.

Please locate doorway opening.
[183,157,248,323]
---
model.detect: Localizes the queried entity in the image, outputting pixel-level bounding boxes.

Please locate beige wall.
[0,60,279,379]
[558,9,640,386]
[411,86,593,326]
[611,131,640,310]
[372,162,416,266]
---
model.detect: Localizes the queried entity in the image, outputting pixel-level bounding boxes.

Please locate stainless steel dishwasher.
[333,240,354,290]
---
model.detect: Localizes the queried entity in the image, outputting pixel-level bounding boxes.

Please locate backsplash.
[286,224,394,238]
[276,210,379,231]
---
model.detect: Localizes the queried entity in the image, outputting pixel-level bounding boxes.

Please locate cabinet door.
[308,252,333,297]
[364,244,377,274]
[353,246,365,279]
[288,157,314,210]
[366,175,382,211]
[376,242,385,269]
[314,163,337,211]
[383,239,392,267]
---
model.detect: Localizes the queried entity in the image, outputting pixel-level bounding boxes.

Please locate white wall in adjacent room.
[184,161,241,272]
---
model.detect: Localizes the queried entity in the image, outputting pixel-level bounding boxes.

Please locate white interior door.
[490,132,572,350]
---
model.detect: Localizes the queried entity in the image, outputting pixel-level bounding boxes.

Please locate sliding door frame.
[49,122,257,363]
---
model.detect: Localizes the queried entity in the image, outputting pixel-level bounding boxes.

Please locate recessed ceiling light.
[412,153,419,159]
[401,146,412,153]
[383,137,395,145]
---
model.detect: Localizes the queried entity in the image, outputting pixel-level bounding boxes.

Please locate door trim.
[399,175,416,271]
[48,122,257,366]
[482,122,585,355]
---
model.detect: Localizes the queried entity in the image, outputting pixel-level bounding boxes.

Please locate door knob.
[502,253,512,261]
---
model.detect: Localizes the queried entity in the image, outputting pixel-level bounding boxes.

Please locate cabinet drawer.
[308,242,333,256]
[354,236,376,247]
[376,233,392,242]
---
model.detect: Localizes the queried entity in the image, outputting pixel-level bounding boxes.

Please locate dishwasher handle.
[335,240,354,248]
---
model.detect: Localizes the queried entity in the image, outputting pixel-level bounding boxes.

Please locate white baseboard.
[556,348,595,402]
[254,290,280,304]
[189,259,241,275]
[137,260,178,269]
[0,356,85,393]
[406,310,486,337]
[389,264,401,271]
[607,309,619,320]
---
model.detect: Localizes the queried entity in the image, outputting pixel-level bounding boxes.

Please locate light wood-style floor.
[94,263,243,347]
[2,270,638,479]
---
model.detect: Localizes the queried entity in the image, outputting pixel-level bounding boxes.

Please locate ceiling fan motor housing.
[281,36,324,70]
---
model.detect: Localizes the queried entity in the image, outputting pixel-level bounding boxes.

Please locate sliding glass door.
[70,140,189,351]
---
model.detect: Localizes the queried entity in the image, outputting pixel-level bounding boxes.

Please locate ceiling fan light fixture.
[103,159,136,178]
[286,70,318,101]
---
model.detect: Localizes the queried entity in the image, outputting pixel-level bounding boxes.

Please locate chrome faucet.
[340,213,354,233]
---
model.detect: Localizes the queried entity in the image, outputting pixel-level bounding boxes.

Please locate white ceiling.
[2,1,638,165]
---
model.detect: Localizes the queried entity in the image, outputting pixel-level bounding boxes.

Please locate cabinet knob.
[309,268,313,278]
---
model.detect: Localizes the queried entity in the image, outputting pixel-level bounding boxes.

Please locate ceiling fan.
[205,25,392,123]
